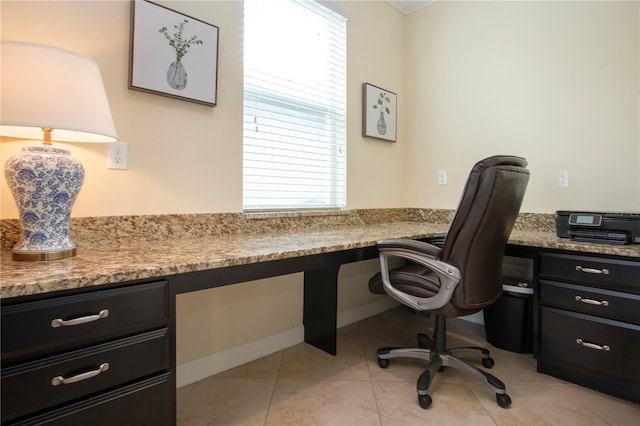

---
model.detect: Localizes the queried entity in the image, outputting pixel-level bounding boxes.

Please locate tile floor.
[177,307,639,426]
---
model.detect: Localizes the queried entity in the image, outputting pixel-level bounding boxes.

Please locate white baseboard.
[176,325,303,388]
[176,298,398,388]
[337,297,399,328]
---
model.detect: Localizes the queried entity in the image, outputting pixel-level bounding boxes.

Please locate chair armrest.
[377,239,460,311]
[377,239,443,258]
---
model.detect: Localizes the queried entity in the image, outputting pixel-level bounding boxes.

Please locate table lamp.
[1,41,118,261]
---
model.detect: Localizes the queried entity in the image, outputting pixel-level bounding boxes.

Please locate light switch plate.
[559,170,568,187]
[438,170,447,185]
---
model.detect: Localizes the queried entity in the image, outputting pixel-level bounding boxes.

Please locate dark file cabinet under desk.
[1,280,173,425]
[536,251,640,403]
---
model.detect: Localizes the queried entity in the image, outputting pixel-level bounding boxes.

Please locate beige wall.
[2,1,639,220]
[3,1,637,217]
[404,0,640,213]
[2,1,639,365]
[2,0,244,216]
[0,0,406,217]
[175,0,405,364]
[177,258,383,363]
[0,0,404,364]
[346,0,406,208]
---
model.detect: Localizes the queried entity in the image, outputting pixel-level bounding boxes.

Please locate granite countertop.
[2,222,639,300]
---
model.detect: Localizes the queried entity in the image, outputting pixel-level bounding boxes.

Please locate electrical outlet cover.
[107,142,128,170]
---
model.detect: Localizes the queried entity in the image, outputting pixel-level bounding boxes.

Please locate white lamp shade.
[0,41,118,142]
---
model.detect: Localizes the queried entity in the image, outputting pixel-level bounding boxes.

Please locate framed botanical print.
[129,0,219,106]
[362,83,397,142]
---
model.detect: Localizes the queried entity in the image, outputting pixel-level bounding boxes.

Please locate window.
[243,0,347,211]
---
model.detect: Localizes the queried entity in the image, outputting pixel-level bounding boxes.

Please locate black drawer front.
[540,307,640,385]
[539,280,640,325]
[1,328,169,423]
[9,373,172,426]
[1,281,169,362]
[539,253,639,292]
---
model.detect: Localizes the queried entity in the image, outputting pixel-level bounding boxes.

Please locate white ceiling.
[386,1,436,15]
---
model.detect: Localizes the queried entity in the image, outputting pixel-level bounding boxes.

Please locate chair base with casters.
[375,315,511,409]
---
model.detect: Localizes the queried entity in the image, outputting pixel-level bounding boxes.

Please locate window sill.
[243,209,349,220]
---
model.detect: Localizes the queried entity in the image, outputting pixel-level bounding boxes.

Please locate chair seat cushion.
[368,264,441,298]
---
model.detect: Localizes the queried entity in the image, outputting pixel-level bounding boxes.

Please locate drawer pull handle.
[576,338,610,352]
[51,363,109,386]
[575,296,609,307]
[575,266,609,275]
[51,309,109,328]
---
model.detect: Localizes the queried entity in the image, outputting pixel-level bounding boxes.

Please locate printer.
[556,211,640,245]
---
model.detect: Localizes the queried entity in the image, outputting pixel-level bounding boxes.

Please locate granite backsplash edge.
[0,209,555,251]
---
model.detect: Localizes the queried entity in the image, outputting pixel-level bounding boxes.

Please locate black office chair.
[368,155,530,409]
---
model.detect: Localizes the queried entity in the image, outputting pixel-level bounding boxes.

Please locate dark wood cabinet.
[8,374,172,426]
[537,252,640,403]
[1,281,173,425]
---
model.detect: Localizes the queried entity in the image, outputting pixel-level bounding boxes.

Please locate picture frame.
[362,83,397,142]
[129,0,219,106]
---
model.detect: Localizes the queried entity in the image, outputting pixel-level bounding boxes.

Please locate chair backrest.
[440,155,529,314]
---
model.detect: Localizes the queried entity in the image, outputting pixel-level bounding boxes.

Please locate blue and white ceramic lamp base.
[4,146,84,261]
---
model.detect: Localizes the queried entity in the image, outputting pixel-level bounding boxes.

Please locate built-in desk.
[1,221,639,424]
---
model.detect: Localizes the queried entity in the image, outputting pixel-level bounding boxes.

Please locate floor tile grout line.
[262,350,286,426]
[464,383,500,426]
[361,326,389,426]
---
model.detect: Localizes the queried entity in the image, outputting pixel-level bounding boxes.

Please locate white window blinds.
[243,0,347,211]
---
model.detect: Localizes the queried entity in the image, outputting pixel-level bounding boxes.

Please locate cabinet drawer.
[539,280,640,324]
[539,253,639,292]
[1,281,169,362]
[540,307,640,385]
[8,373,172,426]
[1,328,169,423]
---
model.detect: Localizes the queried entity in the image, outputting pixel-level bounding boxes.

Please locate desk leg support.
[303,266,339,355]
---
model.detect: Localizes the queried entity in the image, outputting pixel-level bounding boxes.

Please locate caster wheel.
[496,393,512,408]
[377,358,389,369]
[418,394,432,409]
[482,357,495,369]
